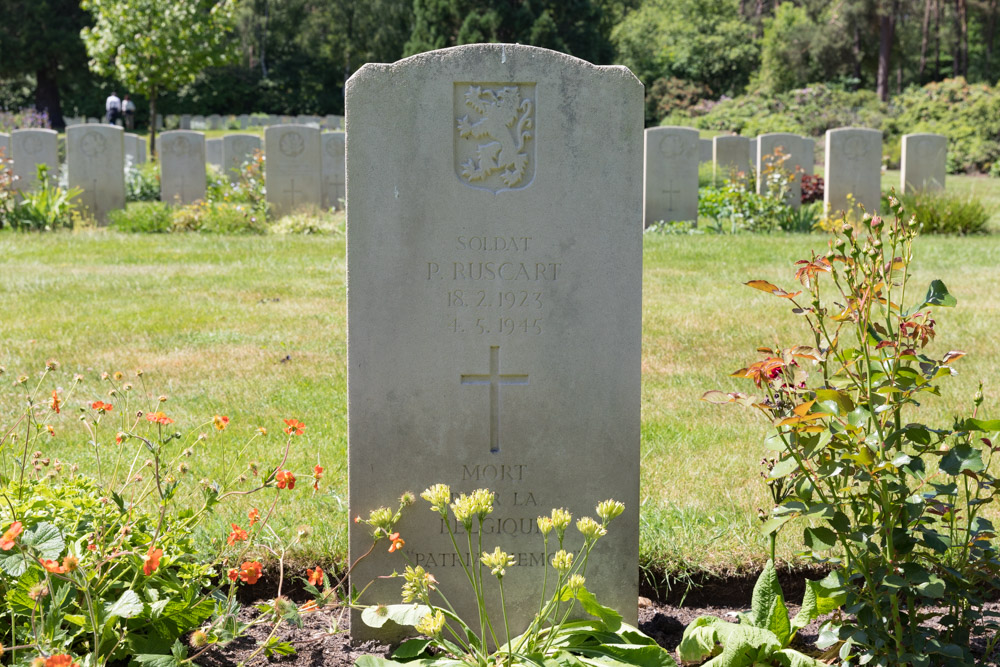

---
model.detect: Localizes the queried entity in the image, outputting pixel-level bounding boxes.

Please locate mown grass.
[2,228,997,581]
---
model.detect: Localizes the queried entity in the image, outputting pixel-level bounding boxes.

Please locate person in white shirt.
[123,95,136,129]
[105,92,121,125]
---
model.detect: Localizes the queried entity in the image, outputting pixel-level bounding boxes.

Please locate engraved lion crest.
[455,84,534,191]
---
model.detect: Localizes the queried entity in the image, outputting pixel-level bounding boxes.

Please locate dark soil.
[193,570,1000,666]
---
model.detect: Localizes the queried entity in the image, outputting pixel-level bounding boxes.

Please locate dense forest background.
[2,0,999,129]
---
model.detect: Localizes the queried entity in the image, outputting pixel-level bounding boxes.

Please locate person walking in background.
[105,91,122,125]
[123,94,136,130]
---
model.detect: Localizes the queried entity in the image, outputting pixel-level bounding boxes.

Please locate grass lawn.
[2,228,997,583]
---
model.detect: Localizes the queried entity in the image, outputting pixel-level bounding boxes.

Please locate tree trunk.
[35,67,65,130]
[877,5,896,102]
[934,0,941,79]
[957,0,968,76]
[853,23,863,82]
[149,87,158,158]
[260,0,269,78]
[986,0,999,81]
[919,0,932,80]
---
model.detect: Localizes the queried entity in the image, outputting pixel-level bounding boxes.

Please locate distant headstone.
[297,114,322,128]
[801,137,815,175]
[180,114,192,130]
[756,132,804,207]
[159,130,206,204]
[222,133,261,182]
[124,133,146,165]
[67,124,126,223]
[265,124,321,217]
[347,43,642,642]
[207,114,223,130]
[699,138,712,163]
[64,117,84,127]
[238,114,250,130]
[155,114,164,130]
[824,127,882,215]
[323,114,344,130]
[748,137,758,165]
[205,138,223,169]
[713,135,751,184]
[87,118,100,124]
[0,133,9,159]
[191,115,206,130]
[321,131,345,210]
[11,129,59,194]
[643,126,699,225]
[901,133,946,194]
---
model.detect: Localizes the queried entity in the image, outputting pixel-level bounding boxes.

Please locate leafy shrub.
[707,202,1000,664]
[125,160,160,202]
[800,173,823,204]
[109,201,173,233]
[647,77,713,125]
[7,164,83,231]
[170,201,266,234]
[270,207,344,235]
[0,146,16,229]
[206,149,268,221]
[0,108,51,133]
[897,189,990,235]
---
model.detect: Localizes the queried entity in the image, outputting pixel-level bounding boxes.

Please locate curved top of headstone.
[826,127,882,137]
[902,132,947,140]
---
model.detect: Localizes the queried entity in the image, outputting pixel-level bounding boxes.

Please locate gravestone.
[824,127,882,215]
[801,137,815,175]
[87,117,100,124]
[264,124,321,216]
[348,43,642,642]
[222,133,261,182]
[11,129,59,194]
[155,114,164,130]
[321,131,345,210]
[180,114,192,130]
[205,138,223,169]
[748,137,758,166]
[297,114,322,128]
[159,130,207,204]
[124,133,146,165]
[207,114,223,130]
[901,133,946,194]
[0,133,9,159]
[67,124,125,223]
[699,138,712,164]
[238,114,250,130]
[756,132,804,207]
[713,135,750,184]
[190,115,206,130]
[643,126,699,225]
[324,114,344,130]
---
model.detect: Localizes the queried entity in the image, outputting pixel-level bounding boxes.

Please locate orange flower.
[1,521,23,550]
[276,469,296,490]
[61,555,79,572]
[46,425,55,436]
[213,415,230,430]
[40,558,67,574]
[283,418,305,436]
[45,655,78,667]
[238,560,263,584]
[227,523,248,546]
[248,508,260,527]
[91,401,113,413]
[388,532,405,553]
[51,390,61,414]
[228,568,239,581]
[313,464,324,491]
[307,566,324,587]
[145,411,173,425]
[256,426,268,436]
[731,357,786,388]
[142,547,163,576]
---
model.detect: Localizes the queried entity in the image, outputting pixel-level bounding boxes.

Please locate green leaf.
[678,616,722,663]
[135,655,181,667]
[803,526,837,551]
[106,589,144,619]
[814,389,854,414]
[391,638,434,659]
[760,515,793,536]
[940,444,985,476]
[767,457,799,481]
[575,586,622,633]
[792,578,845,632]
[747,560,791,646]
[923,279,957,308]
[23,522,65,559]
[772,648,826,667]
[960,418,1000,432]
[361,604,431,629]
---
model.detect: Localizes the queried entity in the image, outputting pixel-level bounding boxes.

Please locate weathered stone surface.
[347,43,642,642]
[222,134,261,182]
[180,115,192,130]
[264,125,321,217]
[124,133,146,165]
[901,133,946,194]
[159,130,206,205]
[321,131,345,210]
[699,138,712,163]
[11,129,59,194]
[801,137,815,175]
[207,114,223,130]
[824,127,882,215]
[66,124,126,223]
[324,114,344,130]
[713,135,750,184]
[748,137,757,165]
[756,132,804,207]
[206,138,223,169]
[644,126,699,225]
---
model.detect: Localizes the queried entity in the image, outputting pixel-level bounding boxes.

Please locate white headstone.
[222,133,262,182]
[67,124,126,223]
[159,130,206,205]
[321,131,345,210]
[238,114,250,130]
[643,126,699,225]
[713,135,751,184]
[264,124,321,217]
[207,114,223,130]
[205,138,223,169]
[87,117,100,124]
[190,115,206,130]
[323,114,344,130]
[748,137,758,165]
[756,132,804,207]
[180,114,192,130]
[124,133,146,165]
[824,127,882,215]
[699,138,712,163]
[11,129,59,194]
[901,133,946,194]
[347,43,642,642]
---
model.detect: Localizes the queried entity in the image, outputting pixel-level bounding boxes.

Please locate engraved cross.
[461,346,528,454]
[662,181,681,212]
[284,178,302,207]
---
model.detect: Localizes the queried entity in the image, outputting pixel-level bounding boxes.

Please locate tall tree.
[80,0,238,155]
[0,0,91,128]
[877,1,899,101]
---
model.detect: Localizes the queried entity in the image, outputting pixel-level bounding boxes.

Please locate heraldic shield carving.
[454,82,535,193]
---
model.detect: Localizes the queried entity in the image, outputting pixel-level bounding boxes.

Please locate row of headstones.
[63,114,344,132]
[644,127,948,225]
[0,125,345,221]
